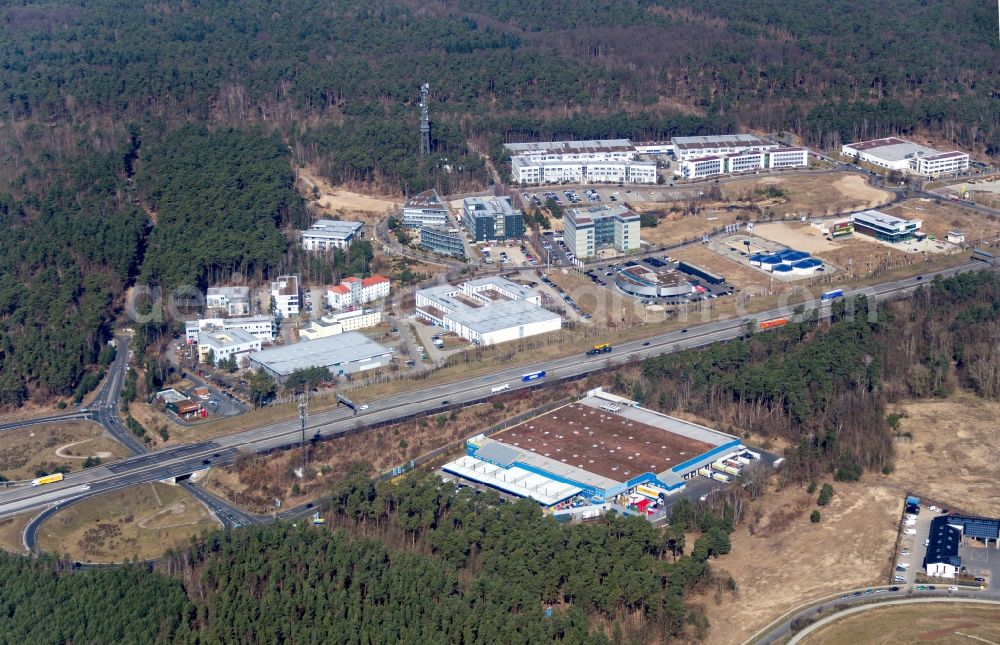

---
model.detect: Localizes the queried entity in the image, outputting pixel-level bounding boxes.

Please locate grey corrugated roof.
[248,332,391,376]
[475,442,521,467]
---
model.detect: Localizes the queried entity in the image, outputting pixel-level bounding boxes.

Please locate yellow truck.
[31,473,64,487]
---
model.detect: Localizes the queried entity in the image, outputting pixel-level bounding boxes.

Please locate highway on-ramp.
[2,261,989,531]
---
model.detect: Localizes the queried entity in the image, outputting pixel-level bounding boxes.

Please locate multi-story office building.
[270,275,300,318]
[462,196,524,242]
[675,147,808,179]
[564,205,641,259]
[851,210,921,243]
[205,286,251,316]
[326,275,390,310]
[401,189,449,228]
[419,225,466,258]
[671,134,776,161]
[505,139,657,185]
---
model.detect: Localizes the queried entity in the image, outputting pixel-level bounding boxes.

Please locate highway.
[0,259,986,525]
[15,335,253,551]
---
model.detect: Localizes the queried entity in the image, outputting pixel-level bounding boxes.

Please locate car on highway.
[643,341,650,346]
[681,328,688,333]
[81,484,91,491]
[916,275,923,280]
[975,576,987,583]
[358,404,369,411]
[441,400,450,405]
[904,528,917,535]
[889,586,900,591]
[948,586,959,592]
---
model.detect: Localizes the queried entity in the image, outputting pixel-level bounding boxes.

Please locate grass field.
[36,482,220,562]
[886,198,1000,246]
[0,421,128,481]
[0,511,35,554]
[801,602,1000,645]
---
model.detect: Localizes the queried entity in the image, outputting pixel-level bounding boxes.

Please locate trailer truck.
[31,473,64,487]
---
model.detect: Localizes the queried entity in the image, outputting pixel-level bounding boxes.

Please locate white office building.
[505,139,657,185]
[326,275,391,310]
[205,286,251,316]
[676,146,808,179]
[197,327,262,366]
[415,277,561,346]
[564,205,641,259]
[185,316,276,345]
[271,275,301,318]
[671,134,777,161]
[841,138,969,176]
[301,220,364,252]
[300,309,382,340]
[401,189,449,228]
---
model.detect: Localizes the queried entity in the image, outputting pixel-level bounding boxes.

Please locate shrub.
[817,483,834,506]
[810,510,821,523]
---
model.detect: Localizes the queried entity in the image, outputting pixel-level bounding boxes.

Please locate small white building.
[947,230,965,244]
[300,309,382,340]
[301,220,364,252]
[415,277,561,346]
[185,316,276,344]
[197,327,261,366]
[205,286,251,316]
[271,275,301,318]
[326,275,391,310]
[841,138,969,177]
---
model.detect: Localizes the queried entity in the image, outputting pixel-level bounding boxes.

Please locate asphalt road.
[0,259,987,524]
[752,588,1000,644]
[16,335,253,550]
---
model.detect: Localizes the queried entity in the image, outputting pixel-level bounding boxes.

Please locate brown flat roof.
[495,402,715,481]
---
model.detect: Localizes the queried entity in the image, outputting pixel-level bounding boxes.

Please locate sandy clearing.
[752,221,839,253]
[296,166,401,216]
[697,390,1000,644]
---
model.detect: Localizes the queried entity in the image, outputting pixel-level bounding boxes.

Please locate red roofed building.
[326,275,391,310]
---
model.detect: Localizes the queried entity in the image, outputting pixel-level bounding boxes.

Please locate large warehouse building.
[415,277,561,346]
[564,204,641,258]
[615,265,695,298]
[443,388,746,508]
[247,332,393,382]
[841,138,969,177]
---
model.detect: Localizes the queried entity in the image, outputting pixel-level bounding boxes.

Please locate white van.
[491,383,510,393]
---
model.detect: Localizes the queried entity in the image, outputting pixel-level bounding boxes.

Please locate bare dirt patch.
[671,244,784,293]
[886,391,1000,516]
[886,199,1000,247]
[296,165,400,225]
[721,172,892,216]
[695,483,901,645]
[637,209,747,247]
[0,421,128,481]
[36,482,220,562]
[696,390,1000,644]
[751,221,838,254]
[801,603,1000,645]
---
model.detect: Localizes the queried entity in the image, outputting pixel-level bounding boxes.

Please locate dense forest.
[0,473,737,642]
[635,271,1000,483]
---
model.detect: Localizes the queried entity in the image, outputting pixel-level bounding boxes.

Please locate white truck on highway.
[491,383,511,393]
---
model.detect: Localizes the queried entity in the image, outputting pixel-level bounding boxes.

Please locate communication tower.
[419,83,431,156]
